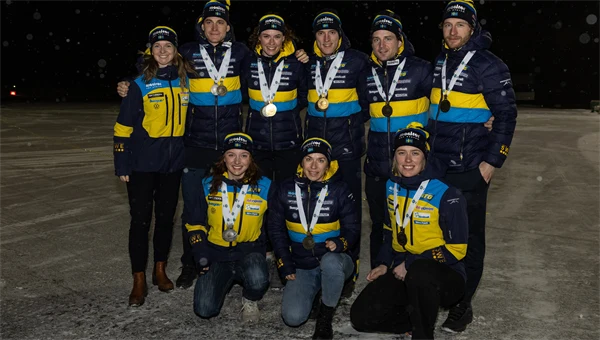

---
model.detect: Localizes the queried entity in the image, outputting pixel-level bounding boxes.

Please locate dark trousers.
[365,175,388,269]
[350,259,465,339]
[337,157,363,279]
[126,170,182,273]
[444,168,489,303]
[180,148,223,267]
[193,252,269,318]
[254,148,301,182]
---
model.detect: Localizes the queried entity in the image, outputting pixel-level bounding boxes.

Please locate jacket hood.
[370,32,415,67]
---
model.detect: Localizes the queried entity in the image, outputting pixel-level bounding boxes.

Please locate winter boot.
[128,272,148,307]
[312,303,335,339]
[152,261,174,292]
[241,297,260,323]
[175,264,197,289]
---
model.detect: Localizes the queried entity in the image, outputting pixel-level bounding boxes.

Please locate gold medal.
[440,95,451,113]
[261,102,277,118]
[382,103,393,117]
[316,97,329,112]
[302,234,315,250]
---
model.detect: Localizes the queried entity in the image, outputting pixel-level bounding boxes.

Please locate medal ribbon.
[371,57,406,104]
[315,51,345,98]
[220,182,249,228]
[393,180,430,230]
[441,50,475,97]
[257,59,285,103]
[295,184,328,235]
[199,44,233,85]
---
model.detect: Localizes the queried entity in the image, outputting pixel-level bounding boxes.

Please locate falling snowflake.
[33,12,41,20]
[586,14,598,25]
[98,59,107,68]
[26,34,33,40]
[579,33,591,44]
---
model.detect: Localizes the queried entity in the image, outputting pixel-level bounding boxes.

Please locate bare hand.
[295,49,309,64]
[479,161,495,184]
[484,115,495,132]
[325,240,336,252]
[119,175,129,182]
[366,265,387,282]
[285,274,296,281]
[392,262,407,281]
[117,81,130,98]
[199,267,210,275]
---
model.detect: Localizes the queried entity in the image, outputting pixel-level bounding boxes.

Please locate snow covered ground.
[1,103,598,339]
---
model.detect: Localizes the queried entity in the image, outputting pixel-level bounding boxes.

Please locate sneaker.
[441,302,473,333]
[175,265,196,289]
[268,257,284,289]
[241,297,260,323]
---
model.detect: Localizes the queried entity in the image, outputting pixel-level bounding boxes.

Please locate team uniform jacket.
[267,162,360,278]
[375,160,469,280]
[245,40,308,151]
[185,174,272,264]
[305,33,369,161]
[177,30,252,151]
[427,28,517,173]
[359,35,433,178]
[113,65,189,176]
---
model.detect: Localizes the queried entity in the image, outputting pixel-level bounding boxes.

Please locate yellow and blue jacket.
[177,30,252,154]
[359,34,432,178]
[267,161,360,277]
[305,31,369,161]
[245,40,308,151]
[375,162,469,280]
[428,27,517,173]
[185,174,272,264]
[113,65,189,175]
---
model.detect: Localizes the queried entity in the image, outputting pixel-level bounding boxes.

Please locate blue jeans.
[193,252,269,318]
[180,167,207,267]
[281,252,354,326]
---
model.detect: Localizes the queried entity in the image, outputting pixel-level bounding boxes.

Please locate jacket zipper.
[268,59,274,152]
[459,127,466,160]
[293,114,300,139]
[178,93,182,125]
[168,79,175,166]
[237,190,245,242]
[384,67,392,165]
[402,188,410,245]
[214,45,219,150]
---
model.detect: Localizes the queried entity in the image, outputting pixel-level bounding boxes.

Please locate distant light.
[12,85,16,88]
[10,91,16,96]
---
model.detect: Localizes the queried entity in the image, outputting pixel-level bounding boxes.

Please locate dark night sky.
[1,0,599,108]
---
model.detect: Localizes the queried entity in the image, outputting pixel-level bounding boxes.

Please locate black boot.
[309,292,322,320]
[312,303,335,339]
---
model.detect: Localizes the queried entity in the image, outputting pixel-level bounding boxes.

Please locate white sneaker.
[241,297,260,323]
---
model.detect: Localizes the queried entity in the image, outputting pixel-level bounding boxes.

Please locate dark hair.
[248,21,300,52]
[139,48,196,90]
[208,154,262,194]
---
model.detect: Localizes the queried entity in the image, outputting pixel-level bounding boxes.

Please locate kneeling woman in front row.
[350,123,468,340]
[268,138,360,339]
[185,133,272,323]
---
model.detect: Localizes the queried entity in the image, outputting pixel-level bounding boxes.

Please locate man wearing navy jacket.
[427,0,517,333]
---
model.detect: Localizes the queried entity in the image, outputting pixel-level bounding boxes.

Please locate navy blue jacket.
[305,32,369,161]
[267,162,360,277]
[114,65,188,175]
[178,21,252,152]
[245,40,308,151]
[427,28,517,172]
[359,35,433,178]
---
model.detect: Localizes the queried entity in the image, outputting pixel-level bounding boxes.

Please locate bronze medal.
[382,103,393,117]
[316,97,329,112]
[440,98,451,113]
[261,102,277,118]
[397,229,407,248]
[302,234,315,250]
[210,84,219,96]
[217,84,228,96]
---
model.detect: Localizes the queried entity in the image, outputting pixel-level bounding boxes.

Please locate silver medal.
[210,83,219,96]
[222,224,238,242]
